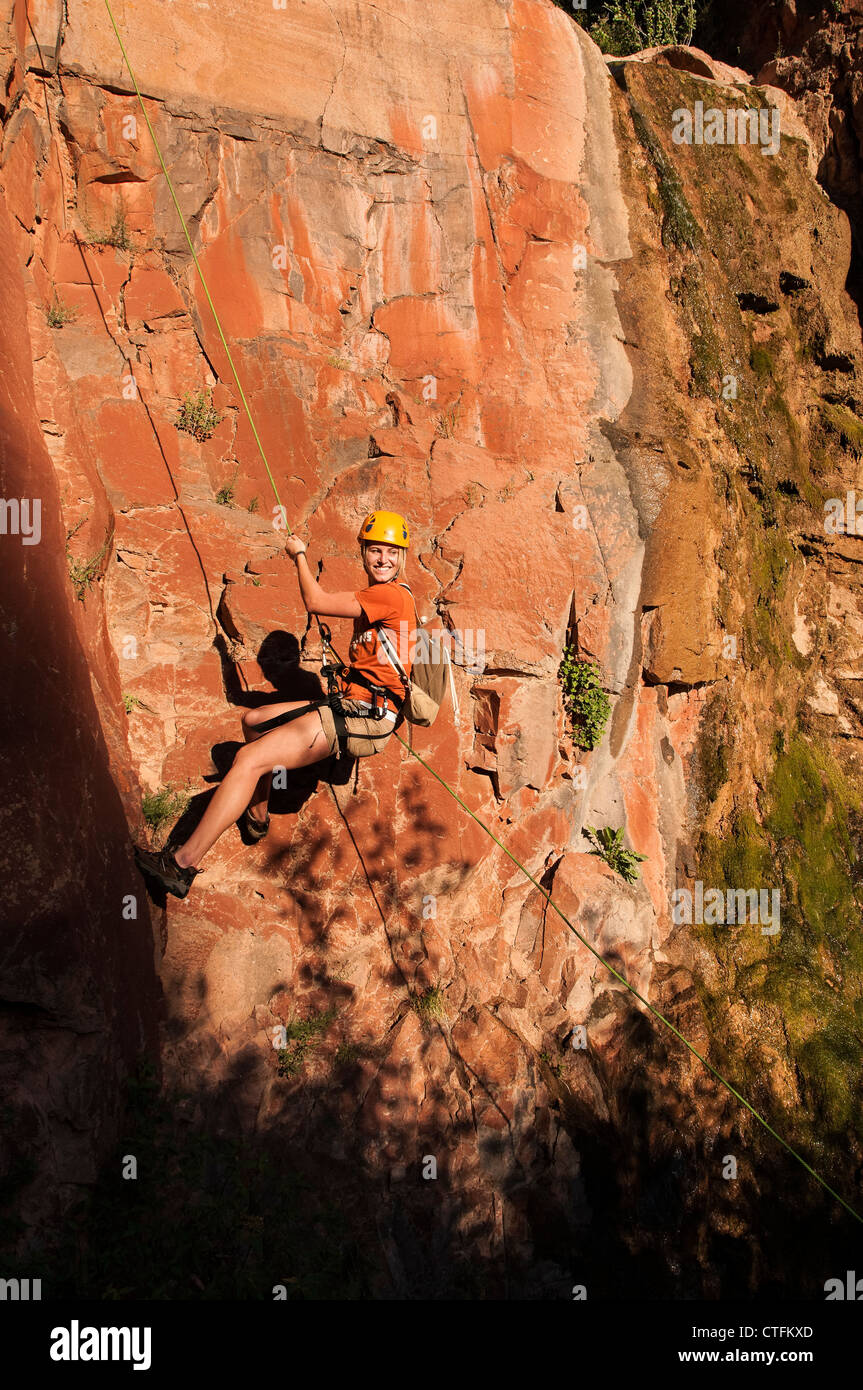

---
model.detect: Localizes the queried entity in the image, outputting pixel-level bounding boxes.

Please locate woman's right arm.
[286,536,362,618]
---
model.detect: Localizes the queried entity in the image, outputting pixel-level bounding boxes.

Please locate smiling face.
[362,542,402,583]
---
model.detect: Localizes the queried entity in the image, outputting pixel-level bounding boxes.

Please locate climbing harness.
[247,619,397,767]
[249,621,399,759]
[101,0,862,1226]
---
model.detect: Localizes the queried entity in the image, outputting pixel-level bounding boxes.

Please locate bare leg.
[174,708,331,868]
[240,705,285,823]
[243,699,324,821]
[247,775,270,825]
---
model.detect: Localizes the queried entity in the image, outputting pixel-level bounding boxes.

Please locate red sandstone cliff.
[3,1,863,1296]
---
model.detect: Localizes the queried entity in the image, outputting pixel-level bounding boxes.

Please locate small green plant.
[142,784,192,838]
[247,496,259,514]
[583,825,648,884]
[333,1042,360,1070]
[215,462,240,507]
[85,203,133,251]
[326,354,351,370]
[559,650,612,751]
[176,388,222,442]
[275,1046,304,1078]
[46,292,78,328]
[576,0,697,55]
[67,551,105,599]
[410,986,447,1025]
[276,1009,337,1078]
[435,402,461,438]
[539,1049,564,1079]
[65,523,109,600]
[123,693,156,716]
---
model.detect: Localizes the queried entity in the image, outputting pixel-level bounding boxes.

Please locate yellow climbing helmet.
[357,509,410,548]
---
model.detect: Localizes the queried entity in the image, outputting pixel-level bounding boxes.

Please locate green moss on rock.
[696,738,863,1138]
[629,98,700,251]
[819,401,863,458]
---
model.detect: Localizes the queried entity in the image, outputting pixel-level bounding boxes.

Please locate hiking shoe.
[241,809,270,844]
[134,844,200,899]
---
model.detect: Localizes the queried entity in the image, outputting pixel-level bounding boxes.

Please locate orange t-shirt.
[342,581,416,708]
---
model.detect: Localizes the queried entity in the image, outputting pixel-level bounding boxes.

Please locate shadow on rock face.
[216,629,327,708]
[26,967,863,1300]
[257,631,328,702]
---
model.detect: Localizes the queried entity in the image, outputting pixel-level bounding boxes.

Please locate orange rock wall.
[0,0,722,1283]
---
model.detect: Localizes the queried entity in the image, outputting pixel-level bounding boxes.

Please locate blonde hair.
[361,541,406,579]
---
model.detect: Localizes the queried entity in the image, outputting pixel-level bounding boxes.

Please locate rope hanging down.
[101,0,862,1227]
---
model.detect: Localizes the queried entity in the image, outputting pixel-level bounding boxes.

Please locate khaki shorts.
[317,698,397,760]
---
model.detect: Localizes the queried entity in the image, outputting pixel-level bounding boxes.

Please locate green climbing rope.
[101,0,862,1227]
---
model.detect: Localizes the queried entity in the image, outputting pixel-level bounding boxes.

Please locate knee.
[241,709,263,739]
[233,741,266,775]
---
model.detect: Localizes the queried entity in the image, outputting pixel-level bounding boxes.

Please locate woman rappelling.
[134,510,415,899]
